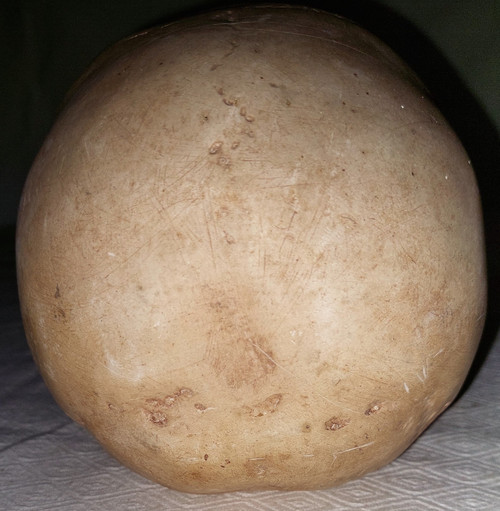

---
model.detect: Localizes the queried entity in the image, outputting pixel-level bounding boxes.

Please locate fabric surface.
[1,261,499,510]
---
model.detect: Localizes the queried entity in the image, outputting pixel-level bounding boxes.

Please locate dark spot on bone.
[364,402,382,416]
[146,410,168,426]
[249,393,282,417]
[325,416,350,431]
[144,388,193,426]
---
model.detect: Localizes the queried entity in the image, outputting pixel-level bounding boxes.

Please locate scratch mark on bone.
[330,441,375,466]
[250,341,285,372]
[432,348,444,358]
[225,24,374,59]
[279,210,297,253]
[103,233,157,280]
[316,393,360,414]
[203,198,217,271]
[335,441,375,455]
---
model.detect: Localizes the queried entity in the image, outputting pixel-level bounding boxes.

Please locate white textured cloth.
[1,269,499,510]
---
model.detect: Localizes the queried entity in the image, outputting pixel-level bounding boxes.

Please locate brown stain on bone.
[223,230,235,244]
[53,307,66,320]
[217,155,231,168]
[325,416,350,431]
[210,333,276,388]
[239,106,255,122]
[248,393,283,417]
[145,409,169,426]
[204,287,277,388]
[244,457,270,478]
[209,141,223,154]
[364,401,382,416]
[223,97,237,106]
[143,387,194,426]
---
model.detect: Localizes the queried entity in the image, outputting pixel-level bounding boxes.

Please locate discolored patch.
[244,457,269,478]
[143,387,194,426]
[145,409,169,426]
[209,141,223,154]
[239,106,255,122]
[210,334,276,388]
[223,230,236,244]
[53,307,66,320]
[364,401,382,416]
[325,416,350,431]
[204,288,277,388]
[223,96,237,106]
[217,155,231,168]
[248,393,283,417]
